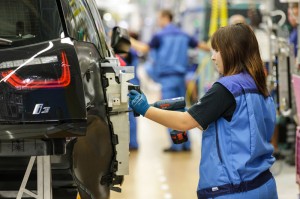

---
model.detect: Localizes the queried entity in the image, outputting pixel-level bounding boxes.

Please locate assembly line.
[0,0,300,199]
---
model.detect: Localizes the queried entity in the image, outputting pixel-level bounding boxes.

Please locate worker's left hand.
[128,90,150,116]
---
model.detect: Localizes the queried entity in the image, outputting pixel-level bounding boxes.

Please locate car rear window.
[0,0,63,48]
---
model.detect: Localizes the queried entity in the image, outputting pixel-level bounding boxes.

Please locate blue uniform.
[149,24,198,150]
[197,72,277,198]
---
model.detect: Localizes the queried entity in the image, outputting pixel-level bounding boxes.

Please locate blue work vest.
[198,72,276,195]
[153,24,193,76]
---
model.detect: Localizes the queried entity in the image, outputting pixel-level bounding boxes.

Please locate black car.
[0,0,132,198]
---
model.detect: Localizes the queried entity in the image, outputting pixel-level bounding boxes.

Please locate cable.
[219,0,228,27]
[209,0,219,37]
[271,10,286,27]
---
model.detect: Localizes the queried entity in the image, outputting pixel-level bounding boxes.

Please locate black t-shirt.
[187,83,236,130]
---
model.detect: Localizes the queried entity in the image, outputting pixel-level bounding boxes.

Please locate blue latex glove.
[128,90,150,116]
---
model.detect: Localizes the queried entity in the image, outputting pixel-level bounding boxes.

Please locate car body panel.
[0,0,132,198]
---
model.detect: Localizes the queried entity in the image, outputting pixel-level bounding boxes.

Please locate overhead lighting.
[103,13,112,21]
[118,21,128,29]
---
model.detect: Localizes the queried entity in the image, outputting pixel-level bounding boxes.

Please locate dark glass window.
[60,0,103,54]
[0,0,63,48]
[86,0,110,57]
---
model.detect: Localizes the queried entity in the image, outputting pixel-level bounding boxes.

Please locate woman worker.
[128,23,278,199]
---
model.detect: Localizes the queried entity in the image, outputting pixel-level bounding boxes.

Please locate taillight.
[1,52,71,89]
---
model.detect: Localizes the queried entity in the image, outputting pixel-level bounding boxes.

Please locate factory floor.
[111,76,299,199]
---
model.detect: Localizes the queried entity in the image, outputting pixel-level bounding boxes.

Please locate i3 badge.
[32,104,51,115]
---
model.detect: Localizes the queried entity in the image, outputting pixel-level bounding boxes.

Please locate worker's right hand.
[128,90,150,116]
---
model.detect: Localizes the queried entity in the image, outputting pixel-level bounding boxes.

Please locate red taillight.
[1,52,71,89]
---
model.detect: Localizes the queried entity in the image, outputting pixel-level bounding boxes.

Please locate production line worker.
[128,23,278,199]
[130,9,210,152]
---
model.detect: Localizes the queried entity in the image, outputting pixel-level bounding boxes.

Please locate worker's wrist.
[130,37,136,46]
[140,104,150,116]
[143,106,152,117]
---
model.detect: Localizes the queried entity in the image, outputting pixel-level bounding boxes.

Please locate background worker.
[130,9,206,152]
[128,23,278,198]
[228,14,246,25]
[288,3,299,57]
[131,10,198,152]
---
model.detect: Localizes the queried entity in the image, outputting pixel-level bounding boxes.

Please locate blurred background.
[97,0,300,198]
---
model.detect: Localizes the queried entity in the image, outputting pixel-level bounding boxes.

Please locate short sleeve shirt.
[148,25,198,49]
[187,83,236,130]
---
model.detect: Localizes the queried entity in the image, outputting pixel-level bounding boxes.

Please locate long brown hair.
[211,23,268,97]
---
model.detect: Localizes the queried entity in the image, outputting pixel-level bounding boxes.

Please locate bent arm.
[145,107,202,131]
[198,41,211,52]
[130,37,150,54]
